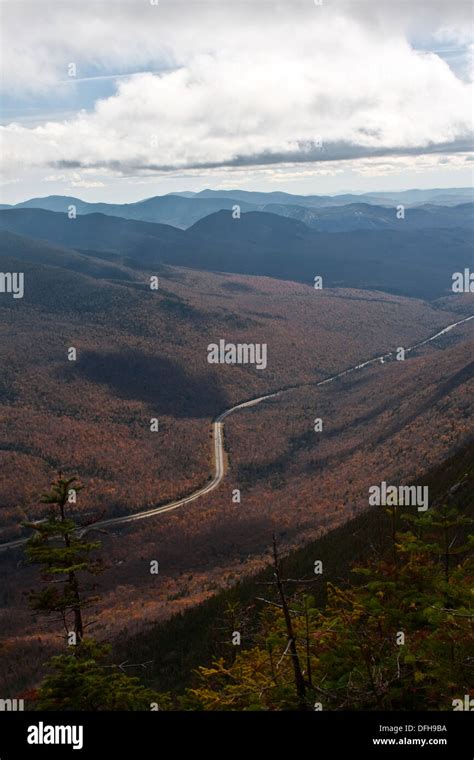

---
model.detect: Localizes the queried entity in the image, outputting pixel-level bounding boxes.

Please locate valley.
[0,190,472,702]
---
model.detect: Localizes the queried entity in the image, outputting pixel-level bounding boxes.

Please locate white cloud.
[0,0,472,181]
[1,1,471,92]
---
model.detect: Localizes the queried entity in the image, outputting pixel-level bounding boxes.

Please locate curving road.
[1,313,472,553]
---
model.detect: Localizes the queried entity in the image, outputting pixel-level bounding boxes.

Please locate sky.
[0,0,473,203]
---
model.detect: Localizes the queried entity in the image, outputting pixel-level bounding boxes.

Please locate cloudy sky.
[0,0,473,202]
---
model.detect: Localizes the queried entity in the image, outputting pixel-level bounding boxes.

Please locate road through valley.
[0,314,472,552]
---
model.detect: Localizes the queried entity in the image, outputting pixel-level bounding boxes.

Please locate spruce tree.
[24,474,162,710]
[24,474,101,644]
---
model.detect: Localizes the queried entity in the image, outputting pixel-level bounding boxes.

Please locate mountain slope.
[0,230,134,281]
[183,211,474,299]
[115,438,474,694]
[0,208,184,257]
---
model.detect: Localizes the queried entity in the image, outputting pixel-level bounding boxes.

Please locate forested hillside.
[7,441,470,709]
[116,440,474,710]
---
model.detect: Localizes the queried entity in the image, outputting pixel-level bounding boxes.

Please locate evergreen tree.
[24,474,101,644]
[35,640,163,711]
[24,474,162,710]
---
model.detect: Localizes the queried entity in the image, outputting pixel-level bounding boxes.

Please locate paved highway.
[0,314,472,552]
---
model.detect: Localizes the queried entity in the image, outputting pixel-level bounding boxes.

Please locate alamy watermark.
[369,482,429,512]
[207,340,267,370]
[27,722,83,750]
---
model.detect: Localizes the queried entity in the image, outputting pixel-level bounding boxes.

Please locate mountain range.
[1,188,472,230]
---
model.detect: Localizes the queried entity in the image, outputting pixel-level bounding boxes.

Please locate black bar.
[0,711,472,758]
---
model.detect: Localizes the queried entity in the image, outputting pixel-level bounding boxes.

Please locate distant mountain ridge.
[260,201,474,232]
[175,187,474,206]
[1,187,472,230]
